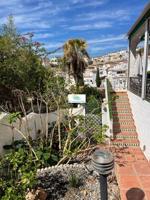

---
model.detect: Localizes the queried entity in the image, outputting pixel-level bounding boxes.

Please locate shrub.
[96,68,101,87]
[68,173,80,188]
[86,95,101,114]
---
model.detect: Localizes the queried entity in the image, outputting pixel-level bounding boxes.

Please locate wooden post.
[141,19,149,99]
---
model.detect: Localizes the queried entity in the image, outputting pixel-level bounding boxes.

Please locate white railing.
[102,78,113,139]
[109,77,128,91]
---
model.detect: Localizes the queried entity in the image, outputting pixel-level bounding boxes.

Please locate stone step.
[112,110,131,114]
[111,139,140,147]
[112,102,130,106]
[113,114,133,119]
[114,132,138,139]
[113,124,136,129]
[115,135,138,139]
[113,121,134,125]
[112,108,131,112]
[115,98,129,101]
[113,103,130,106]
[115,95,128,97]
[114,92,128,96]
[112,105,130,109]
[113,128,136,132]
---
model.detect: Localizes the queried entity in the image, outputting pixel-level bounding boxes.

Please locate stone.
[25,188,47,200]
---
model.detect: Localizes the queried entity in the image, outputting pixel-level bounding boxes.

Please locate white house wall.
[128,91,150,161]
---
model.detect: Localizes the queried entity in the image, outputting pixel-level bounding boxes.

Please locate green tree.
[0,16,47,91]
[96,67,101,87]
[63,39,90,86]
[0,16,48,111]
[1,15,17,38]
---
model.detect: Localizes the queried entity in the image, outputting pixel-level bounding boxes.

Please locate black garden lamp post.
[91,149,114,200]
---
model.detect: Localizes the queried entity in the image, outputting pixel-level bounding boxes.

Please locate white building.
[127,2,150,160]
[83,68,97,87]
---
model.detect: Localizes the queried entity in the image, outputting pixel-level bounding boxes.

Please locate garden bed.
[35,163,120,200]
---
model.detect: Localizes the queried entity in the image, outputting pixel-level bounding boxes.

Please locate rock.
[36,188,47,200]
[26,190,36,200]
[25,188,47,200]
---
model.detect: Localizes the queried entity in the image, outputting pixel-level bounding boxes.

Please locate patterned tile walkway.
[111,92,150,200]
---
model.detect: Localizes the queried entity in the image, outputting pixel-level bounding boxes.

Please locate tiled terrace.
[115,147,150,200]
[111,92,150,200]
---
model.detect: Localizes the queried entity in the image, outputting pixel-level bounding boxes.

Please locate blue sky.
[0,0,149,57]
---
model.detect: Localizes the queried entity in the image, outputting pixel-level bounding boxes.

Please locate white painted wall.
[69,105,85,116]
[103,79,113,138]
[0,112,59,154]
[128,91,150,161]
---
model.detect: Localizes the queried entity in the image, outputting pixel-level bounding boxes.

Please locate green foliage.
[96,68,101,87]
[43,70,68,110]
[147,71,150,74]
[0,16,48,111]
[1,15,17,39]
[7,112,21,124]
[0,35,46,91]
[92,124,108,144]
[70,85,101,101]
[0,148,37,200]
[86,95,101,114]
[1,186,23,200]
[147,71,150,78]
[0,136,61,200]
[63,39,90,86]
[106,79,113,119]
[0,17,71,113]
[68,172,80,188]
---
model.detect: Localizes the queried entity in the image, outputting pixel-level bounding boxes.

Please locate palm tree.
[63,39,91,86]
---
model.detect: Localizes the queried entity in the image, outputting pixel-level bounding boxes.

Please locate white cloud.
[90,43,127,52]
[72,0,85,4]
[88,34,127,55]
[12,15,51,29]
[90,47,104,52]
[0,0,61,31]
[69,22,112,31]
[0,0,19,6]
[71,0,107,8]
[77,9,131,22]
[34,33,54,40]
[44,42,64,49]
[88,34,126,44]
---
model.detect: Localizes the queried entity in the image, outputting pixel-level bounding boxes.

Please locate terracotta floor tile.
[120,190,127,200]
[118,165,135,175]
[139,176,150,190]
[135,154,146,161]
[125,154,136,162]
[145,191,150,200]
[112,93,150,199]
[119,175,141,189]
[134,164,150,175]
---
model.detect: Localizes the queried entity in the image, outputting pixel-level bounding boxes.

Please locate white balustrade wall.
[128,91,150,161]
[109,77,128,91]
[0,112,59,154]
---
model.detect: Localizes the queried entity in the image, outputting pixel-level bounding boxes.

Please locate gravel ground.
[37,163,120,200]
